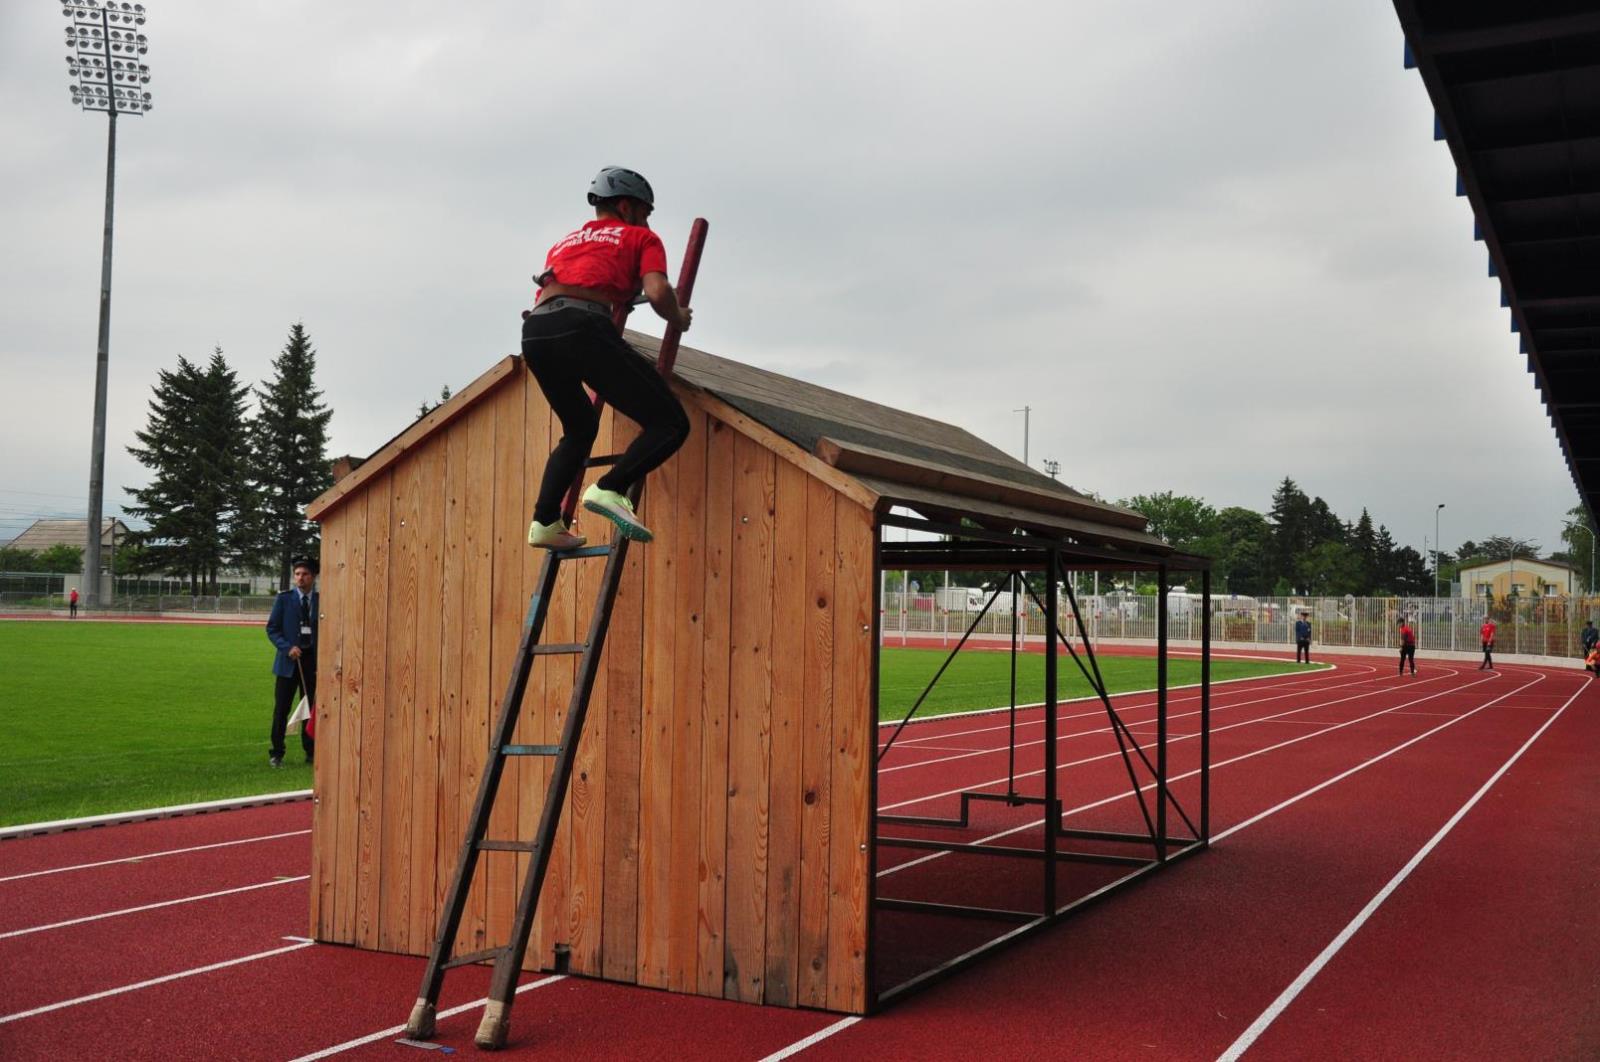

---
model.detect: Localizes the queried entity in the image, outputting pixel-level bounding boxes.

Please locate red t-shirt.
[1479,623,1495,644]
[538,219,667,305]
[1399,625,1415,647]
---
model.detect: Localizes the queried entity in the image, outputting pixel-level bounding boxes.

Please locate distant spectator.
[1397,618,1417,676]
[1293,612,1312,664]
[68,586,78,619]
[1582,620,1598,673]
[265,557,318,768]
[1479,617,1496,671]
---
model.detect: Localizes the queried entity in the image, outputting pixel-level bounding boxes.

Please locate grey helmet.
[587,166,654,207]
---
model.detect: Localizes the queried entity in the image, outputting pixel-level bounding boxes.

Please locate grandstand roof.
[1395,0,1600,523]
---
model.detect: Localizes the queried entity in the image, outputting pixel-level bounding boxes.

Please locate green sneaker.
[527,518,586,550]
[581,483,653,542]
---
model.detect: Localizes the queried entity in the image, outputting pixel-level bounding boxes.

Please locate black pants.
[1481,642,1494,669]
[69,601,77,618]
[1399,644,1416,673]
[1296,639,1310,663]
[522,308,690,526]
[271,655,316,760]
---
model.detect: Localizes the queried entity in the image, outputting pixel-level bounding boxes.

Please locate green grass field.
[1,621,308,827]
[878,647,1318,721]
[1,621,1321,827]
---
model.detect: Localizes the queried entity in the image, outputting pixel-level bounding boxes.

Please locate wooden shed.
[303,334,1170,1015]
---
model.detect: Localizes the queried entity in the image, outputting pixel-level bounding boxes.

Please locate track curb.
[0,790,313,841]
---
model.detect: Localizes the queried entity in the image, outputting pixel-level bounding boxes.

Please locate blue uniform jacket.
[1294,619,1312,641]
[266,589,318,678]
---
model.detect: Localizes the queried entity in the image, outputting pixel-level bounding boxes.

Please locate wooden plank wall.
[310,367,874,1014]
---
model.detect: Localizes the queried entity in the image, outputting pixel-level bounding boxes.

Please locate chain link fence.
[1,572,274,618]
[881,589,1600,661]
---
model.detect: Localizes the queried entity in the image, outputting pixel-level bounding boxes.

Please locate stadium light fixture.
[60,0,152,608]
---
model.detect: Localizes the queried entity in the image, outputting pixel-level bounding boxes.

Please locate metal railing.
[881,590,1600,660]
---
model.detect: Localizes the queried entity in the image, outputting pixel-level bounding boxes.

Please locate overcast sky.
[0,0,1583,561]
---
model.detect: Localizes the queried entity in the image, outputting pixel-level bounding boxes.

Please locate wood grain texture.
[485,380,528,950]
[408,438,446,949]
[601,418,644,983]
[828,498,873,1013]
[354,472,392,950]
[763,457,808,1006]
[666,410,708,992]
[724,431,775,1003]
[456,402,497,955]
[635,427,678,989]
[695,418,735,998]
[310,507,346,940]
[566,405,614,976]
[796,478,836,1008]
[333,492,368,943]
[435,425,467,928]
[379,456,420,953]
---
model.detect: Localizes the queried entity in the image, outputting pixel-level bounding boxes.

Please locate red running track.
[0,654,1594,1060]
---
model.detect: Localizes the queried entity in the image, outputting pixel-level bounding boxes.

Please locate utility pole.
[1014,406,1031,468]
[61,0,153,608]
[1434,503,1445,599]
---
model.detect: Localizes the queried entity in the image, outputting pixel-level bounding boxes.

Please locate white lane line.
[879,666,1474,814]
[1216,673,1591,1061]
[0,829,313,884]
[0,940,314,1024]
[0,875,309,939]
[880,665,1360,748]
[286,974,566,1061]
[879,668,1518,877]
[878,666,1418,778]
[756,1016,863,1061]
[0,790,312,841]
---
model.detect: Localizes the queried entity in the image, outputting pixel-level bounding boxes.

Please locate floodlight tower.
[61,0,152,607]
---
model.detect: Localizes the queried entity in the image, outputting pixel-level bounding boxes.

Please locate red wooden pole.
[561,218,709,525]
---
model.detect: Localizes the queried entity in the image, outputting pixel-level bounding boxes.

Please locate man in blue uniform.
[1294,611,1312,664]
[265,557,318,767]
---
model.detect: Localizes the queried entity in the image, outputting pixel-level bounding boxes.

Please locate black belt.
[531,296,612,318]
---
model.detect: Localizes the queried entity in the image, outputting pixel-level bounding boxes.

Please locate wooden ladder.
[404,218,707,1050]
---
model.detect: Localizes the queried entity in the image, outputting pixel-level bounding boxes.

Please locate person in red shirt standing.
[1397,617,1417,675]
[521,166,693,549]
[1478,616,1496,670]
[68,586,79,619]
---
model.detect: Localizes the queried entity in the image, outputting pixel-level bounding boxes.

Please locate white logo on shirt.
[550,225,626,256]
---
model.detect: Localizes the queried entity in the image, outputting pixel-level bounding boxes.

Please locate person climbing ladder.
[523,166,693,549]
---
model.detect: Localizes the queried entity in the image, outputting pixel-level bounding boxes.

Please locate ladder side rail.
[408,551,563,1026]
[479,531,634,1031]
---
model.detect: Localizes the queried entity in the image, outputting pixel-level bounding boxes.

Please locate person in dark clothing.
[265,557,318,767]
[522,166,693,549]
[1294,612,1312,664]
[1397,618,1417,675]
[1581,619,1598,658]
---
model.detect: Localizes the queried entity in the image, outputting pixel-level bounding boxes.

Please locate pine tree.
[253,322,333,589]
[125,351,256,593]
[1267,478,1314,592]
[1351,508,1378,592]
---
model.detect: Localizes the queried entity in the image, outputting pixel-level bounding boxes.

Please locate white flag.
[287,694,312,732]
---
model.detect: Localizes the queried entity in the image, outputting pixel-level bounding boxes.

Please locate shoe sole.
[584,499,653,542]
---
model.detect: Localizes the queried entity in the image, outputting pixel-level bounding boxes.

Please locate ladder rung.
[476,839,538,853]
[531,643,587,656]
[584,453,623,467]
[502,744,561,757]
[554,545,613,559]
[443,946,505,969]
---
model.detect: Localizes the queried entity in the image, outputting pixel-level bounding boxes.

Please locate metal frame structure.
[867,510,1212,1008]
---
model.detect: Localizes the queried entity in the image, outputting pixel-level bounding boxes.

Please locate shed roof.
[308,336,1175,560]
[1395,0,1600,523]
